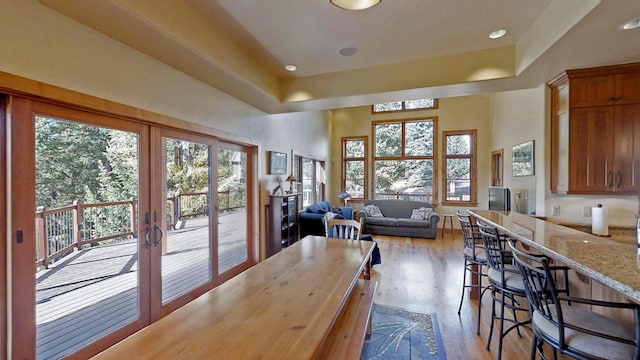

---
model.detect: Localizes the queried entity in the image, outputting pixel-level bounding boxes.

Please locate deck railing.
[36,191,244,268]
[375,192,433,202]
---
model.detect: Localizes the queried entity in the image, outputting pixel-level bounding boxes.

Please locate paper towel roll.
[592,206,609,236]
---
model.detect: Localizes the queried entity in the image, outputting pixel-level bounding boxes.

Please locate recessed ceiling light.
[330,0,380,11]
[284,64,297,72]
[339,46,358,57]
[489,29,507,39]
[620,17,640,30]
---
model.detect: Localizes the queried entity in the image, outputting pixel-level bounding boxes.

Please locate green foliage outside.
[35,117,246,250]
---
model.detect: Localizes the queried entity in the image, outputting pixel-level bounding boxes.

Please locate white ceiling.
[213,0,550,77]
[39,0,640,113]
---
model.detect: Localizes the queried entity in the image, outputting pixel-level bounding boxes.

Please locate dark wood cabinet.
[267,194,300,258]
[550,62,640,194]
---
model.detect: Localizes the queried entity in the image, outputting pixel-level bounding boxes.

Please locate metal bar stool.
[456,210,490,335]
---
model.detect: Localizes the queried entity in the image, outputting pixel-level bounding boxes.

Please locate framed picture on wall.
[512,140,534,177]
[268,151,287,175]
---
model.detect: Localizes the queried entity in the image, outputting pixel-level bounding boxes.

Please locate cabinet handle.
[608,96,623,102]
[607,171,614,188]
[617,170,622,188]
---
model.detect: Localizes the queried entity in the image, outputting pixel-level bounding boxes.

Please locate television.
[488,186,511,212]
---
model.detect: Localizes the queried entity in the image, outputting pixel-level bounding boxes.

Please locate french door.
[10,98,254,359]
[150,129,253,318]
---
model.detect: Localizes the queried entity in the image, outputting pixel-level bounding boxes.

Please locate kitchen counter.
[470,210,640,303]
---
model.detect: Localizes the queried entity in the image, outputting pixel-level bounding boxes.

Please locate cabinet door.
[570,75,616,107]
[613,104,640,192]
[569,107,615,192]
[617,73,640,105]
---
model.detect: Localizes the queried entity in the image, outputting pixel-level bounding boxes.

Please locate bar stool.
[456,210,489,335]
[477,220,530,360]
[441,213,455,238]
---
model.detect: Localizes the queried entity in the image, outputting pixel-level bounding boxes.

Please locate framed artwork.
[512,140,534,177]
[268,151,287,175]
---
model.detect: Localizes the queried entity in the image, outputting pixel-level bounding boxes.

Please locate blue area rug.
[362,304,447,360]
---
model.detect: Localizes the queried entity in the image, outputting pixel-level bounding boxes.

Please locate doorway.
[491,149,504,187]
[9,98,255,359]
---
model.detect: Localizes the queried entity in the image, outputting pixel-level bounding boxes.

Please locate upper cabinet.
[570,72,640,107]
[549,62,640,194]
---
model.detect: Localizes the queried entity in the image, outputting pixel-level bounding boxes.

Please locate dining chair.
[477,220,531,360]
[456,210,490,335]
[325,218,363,240]
[509,242,640,360]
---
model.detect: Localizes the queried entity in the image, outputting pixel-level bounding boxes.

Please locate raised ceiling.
[40,0,640,113]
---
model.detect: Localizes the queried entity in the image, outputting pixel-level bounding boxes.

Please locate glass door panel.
[33,114,143,359]
[217,146,248,274]
[161,137,212,304]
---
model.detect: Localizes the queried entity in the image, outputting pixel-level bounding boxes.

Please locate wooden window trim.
[371,98,439,114]
[341,136,368,201]
[442,129,477,206]
[372,118,438,204]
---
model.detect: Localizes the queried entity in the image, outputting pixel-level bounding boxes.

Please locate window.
[341,137,367,199]
[299,157,325,206]
[373,118,436,202]
[372,98,438,113]
[443,130,477,205]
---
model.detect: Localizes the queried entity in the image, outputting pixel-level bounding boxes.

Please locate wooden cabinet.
[550,62,640,194]
[267,194,300,258]
[570,72,640,107]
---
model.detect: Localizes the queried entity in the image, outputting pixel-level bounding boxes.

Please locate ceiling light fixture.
[330,0,380,11]
[620,17,640,30]
[489,29,507,39]
[284,64,297,72]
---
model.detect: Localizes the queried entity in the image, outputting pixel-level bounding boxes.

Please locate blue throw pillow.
[306,203,321,213]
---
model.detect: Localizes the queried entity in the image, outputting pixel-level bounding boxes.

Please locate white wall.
[489,87,546,216]
[490,86,640,227]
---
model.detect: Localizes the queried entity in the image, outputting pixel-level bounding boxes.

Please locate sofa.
[299,201,354,238]
[357,199,440,239]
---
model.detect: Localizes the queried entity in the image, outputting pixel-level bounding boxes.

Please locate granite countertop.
[470,210,640,303]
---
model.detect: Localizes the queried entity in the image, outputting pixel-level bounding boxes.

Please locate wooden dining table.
[93,235,375,359]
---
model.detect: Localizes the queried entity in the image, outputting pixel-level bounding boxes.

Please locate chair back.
[325,218,363,240]
[477,221,510,272]
[457,210,481,251]
[508,242,563,336]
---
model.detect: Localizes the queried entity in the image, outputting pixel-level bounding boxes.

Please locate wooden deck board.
[35,210,248,359]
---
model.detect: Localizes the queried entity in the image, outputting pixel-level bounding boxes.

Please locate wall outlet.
[582,206,592,217]
[552,205,560,216]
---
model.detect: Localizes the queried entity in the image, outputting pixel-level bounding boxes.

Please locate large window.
[373,118,436,202]
[372,98,438,113]
[443,130,477,205]
[341,137,367,199]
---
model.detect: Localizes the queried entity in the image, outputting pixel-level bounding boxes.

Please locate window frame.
[372,117,438,204]
[296,156,325,207]
[442,129,477,206]
[371,98,438,114]
[341,136,368,201]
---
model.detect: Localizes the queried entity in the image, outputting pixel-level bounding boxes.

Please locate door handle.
[607,171,614,188]
[144,212,152,248]
[153,210,163,246]
[617,170,622,188]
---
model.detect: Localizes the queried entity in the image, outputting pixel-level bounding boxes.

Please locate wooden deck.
[35,209,248,360]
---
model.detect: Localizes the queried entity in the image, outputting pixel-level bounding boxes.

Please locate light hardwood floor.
[369,233,535,360]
